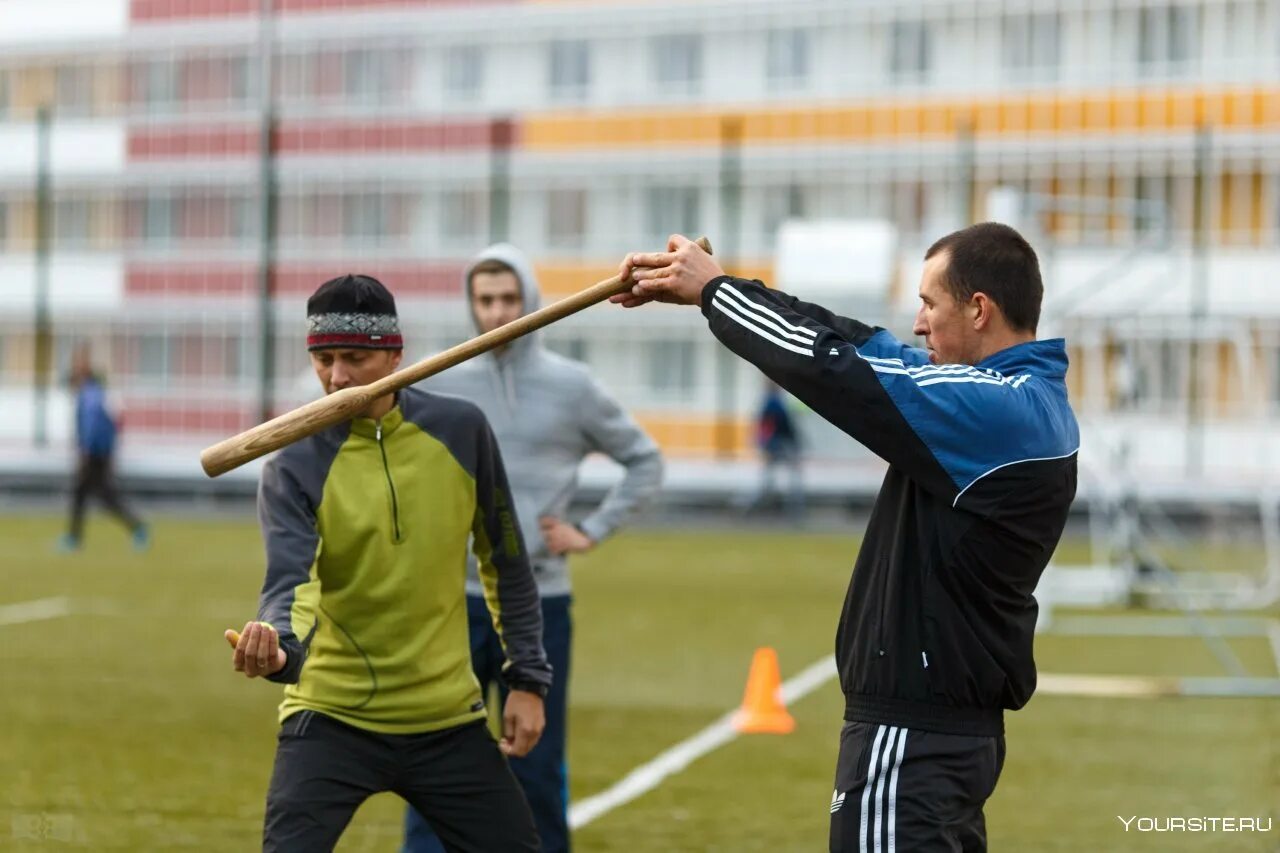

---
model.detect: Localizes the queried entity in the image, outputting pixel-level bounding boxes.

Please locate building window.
[277,52,313,104]
[891,182,928,236]
[440,189,486,243]
[55,198,91,250]
[224,335,246,381]
[275,332,313,383]
[344,49,377,103]
[644,339,695,399]
[229,55,253,103]
[1139,5,1197,73]
[142,60,177,114]
[889,20,931,82]
[1156,340,1185,405]
[1272,345,1280,413]
[548,40,591,101]
[546,189,588,251]
[343,192,386,246]
[651,34,702,93]
[176,54,252,109]
[344,48,408,106]
[444,44,484,102]
[56,65,96,118]
[230,196,255,245]
[1002,13,1060,78]
[766,29,810,88]
[763,184,807,243]
[645,185,701,245]
[546,336,588,363]
[1275,177,1280,246]
[1133,174,1170,236]
[144,194,174,247]
[137,334,168,381]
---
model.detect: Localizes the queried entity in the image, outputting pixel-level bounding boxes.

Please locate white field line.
[1037,672,1175,698]
[1267,619,1280,678]
[0,596,73,626]
[568,654,838,831]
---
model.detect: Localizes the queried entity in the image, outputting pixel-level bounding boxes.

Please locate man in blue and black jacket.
[616,222,1079,853]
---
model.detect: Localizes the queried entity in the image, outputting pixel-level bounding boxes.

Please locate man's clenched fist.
[227,621,287,678]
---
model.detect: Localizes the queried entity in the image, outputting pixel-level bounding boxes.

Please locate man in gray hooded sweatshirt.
[404,244,663,853]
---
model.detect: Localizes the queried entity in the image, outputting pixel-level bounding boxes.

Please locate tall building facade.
[1,0,1277,484]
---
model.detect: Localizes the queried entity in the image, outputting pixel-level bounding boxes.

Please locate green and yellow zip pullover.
[255,387,550,734]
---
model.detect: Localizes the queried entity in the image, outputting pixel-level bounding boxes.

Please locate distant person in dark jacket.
[746,379,805,519]
[59,345,148,552]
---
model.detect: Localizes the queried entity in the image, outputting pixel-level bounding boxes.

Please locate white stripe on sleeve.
[715,285,819,345]
[719,283,818,339]
[712,294,815,357]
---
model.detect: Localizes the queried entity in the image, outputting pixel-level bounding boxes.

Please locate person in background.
[404,244,664,853]
[746,379,805,520]
[59,344,148,553]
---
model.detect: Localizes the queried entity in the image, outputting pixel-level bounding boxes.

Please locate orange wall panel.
[635,413,753,458]
[534,261,772,299]
[520,87,1280,151]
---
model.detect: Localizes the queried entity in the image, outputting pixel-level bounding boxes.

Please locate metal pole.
[488,117,512,244]
[256,0,277,424]
[33,105,53,448]
[956,119,975,228]
[715,116,743,459]
[1187,126,1211,478]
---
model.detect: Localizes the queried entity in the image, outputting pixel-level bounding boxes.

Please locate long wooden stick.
[200,237,712,477]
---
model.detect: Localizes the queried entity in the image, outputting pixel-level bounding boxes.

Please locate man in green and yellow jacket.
[228,273,550,853]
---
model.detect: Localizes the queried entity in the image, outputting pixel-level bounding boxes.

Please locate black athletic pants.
[68,454,142,541]
[830,722,1006,853]
[264,711,539,853]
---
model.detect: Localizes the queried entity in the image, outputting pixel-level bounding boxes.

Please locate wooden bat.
[200,236,712,477]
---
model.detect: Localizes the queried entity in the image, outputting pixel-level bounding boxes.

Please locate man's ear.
[389,349,404,371]
[970,292,994,331]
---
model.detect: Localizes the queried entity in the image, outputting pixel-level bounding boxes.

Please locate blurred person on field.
[58,343,148,553]
[745,378,805,520]
[614,224,1078,853]
[403,245,663,853]
[228,274,550,852]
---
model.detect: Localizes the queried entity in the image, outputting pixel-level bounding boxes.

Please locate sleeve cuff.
[576,516,610,543]
[265,639,305,684]
[502,663,554,692]
[700,275,735,318]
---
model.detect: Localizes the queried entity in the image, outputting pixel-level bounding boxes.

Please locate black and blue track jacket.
[702,276,1080,736]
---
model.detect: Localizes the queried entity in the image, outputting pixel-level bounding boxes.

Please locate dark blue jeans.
[403,594,572,853]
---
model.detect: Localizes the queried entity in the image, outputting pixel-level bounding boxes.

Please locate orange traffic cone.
[731,647,795,734]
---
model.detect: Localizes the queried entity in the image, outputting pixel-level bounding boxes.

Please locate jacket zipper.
[492,357,517,415]
[375,422,402,543]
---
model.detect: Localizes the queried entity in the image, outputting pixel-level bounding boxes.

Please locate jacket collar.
[977,338,1068,379]
[349,402,404,439]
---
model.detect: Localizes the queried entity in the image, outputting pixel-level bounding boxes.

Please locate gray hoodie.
[424,244,664,598]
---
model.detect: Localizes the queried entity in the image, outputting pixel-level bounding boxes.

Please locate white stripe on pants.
[856,725,909,853]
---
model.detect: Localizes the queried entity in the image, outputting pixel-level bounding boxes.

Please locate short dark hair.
[924,222,1043,333]
[467,258,518,288]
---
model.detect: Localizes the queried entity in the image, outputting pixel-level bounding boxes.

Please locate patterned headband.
[306,312,404,351]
